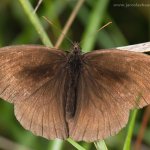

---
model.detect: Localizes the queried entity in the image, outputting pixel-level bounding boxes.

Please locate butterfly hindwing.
[0,45,69,139]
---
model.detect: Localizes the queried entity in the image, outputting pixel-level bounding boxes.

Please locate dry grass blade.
[55,0,85,48]
[117,42,150,52]
[134,106,150,150]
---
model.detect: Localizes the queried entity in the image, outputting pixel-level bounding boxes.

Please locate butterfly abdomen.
[65,50,82,120]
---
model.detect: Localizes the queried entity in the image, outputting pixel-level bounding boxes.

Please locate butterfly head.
[72,42,81,55]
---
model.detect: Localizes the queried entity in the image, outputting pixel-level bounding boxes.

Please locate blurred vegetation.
[0,0,150,150]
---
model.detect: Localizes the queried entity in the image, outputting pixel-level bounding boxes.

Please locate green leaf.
[123,109,138,150]
[94,140,108,150]
[18,0,53,47]
[81,0,110,52]
[67,138,86,150]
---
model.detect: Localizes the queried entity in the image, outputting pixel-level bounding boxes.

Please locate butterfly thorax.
[68,43,82,73]
[65,43,82,120]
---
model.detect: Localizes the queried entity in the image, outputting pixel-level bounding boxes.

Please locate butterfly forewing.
[0,45,68,139]
[68,49,150,141]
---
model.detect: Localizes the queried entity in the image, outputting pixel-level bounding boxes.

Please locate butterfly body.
[0,45,150,141]
[65,43,82,119]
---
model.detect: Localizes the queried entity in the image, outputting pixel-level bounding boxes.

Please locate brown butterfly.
[0,42,150,142]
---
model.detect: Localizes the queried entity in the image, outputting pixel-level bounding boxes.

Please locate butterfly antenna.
[97,21,112,32]
[79,21,112,46]
[33,0,43,13]
[42,16,74,48]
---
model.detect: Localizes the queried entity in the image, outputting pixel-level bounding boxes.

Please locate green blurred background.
[0,0,149,150]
